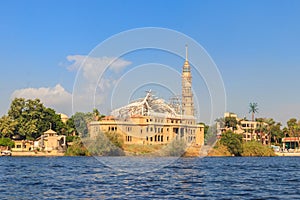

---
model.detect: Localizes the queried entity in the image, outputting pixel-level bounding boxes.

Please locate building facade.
[89,46,204,147]
[220,112,270,144]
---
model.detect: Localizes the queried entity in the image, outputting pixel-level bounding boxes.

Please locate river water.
[0,156,299,199]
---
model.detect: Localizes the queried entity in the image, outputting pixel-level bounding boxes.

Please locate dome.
[111,91,180,119]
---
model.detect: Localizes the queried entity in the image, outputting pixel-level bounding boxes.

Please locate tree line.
[0,98,102,142]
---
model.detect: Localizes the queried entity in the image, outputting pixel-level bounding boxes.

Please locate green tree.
[93,108,100,121]
[7,98,65,139]
[220,130,243,156]
[249,102,258,121]
[224,117,238,130]
[287,118,298,137]
[71,112,93,137]
[0,115,17,138]
[255,118,283,145]
[0,137,15,148]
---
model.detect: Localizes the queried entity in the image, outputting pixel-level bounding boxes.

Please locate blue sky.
[1,0,300,125]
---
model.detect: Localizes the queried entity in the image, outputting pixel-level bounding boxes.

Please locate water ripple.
[0,157,300,199]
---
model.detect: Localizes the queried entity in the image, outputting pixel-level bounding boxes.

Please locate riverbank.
[11,151,65,157]
[207,141,277,157]
[275,152,300,156]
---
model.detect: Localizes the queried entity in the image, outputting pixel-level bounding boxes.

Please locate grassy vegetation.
[207,141,232,156]
[123,139,187,157]
[209,138,276,157]
[160,139,187,156]
[84,131,125,156]
[123,144,163,155]
[65,138,90,156]
[242,141,275,156]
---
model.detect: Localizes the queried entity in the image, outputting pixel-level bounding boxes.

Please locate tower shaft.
[182,45,194,116]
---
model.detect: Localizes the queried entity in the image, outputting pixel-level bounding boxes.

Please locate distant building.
[224,112,238,119]
[59,113,69,124]
[282,137,299,151]
[89,46,204,147]
[35,128,66,153]
[220,112,270,144]
[11,140,34,152]
[10,128,66,156]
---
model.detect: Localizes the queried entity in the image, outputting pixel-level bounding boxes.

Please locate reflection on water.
[0,157,300,199]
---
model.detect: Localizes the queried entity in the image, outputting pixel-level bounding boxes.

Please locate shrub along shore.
[208,130,276,157]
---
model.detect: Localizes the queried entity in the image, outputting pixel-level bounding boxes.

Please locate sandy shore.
[11,151,65,157]
[275,152,300,156]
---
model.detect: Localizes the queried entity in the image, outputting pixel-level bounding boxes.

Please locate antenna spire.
[185,44,188,61]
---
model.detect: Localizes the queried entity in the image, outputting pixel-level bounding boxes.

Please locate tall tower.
[182,45,194,116]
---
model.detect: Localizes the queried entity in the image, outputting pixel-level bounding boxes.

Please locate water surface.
[0,157,299,199]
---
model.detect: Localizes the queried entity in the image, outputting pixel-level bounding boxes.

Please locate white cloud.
[65,55,132,114]
[11,84,72,115]
[66,55,131,81]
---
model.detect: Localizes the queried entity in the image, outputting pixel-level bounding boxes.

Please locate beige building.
[89,46,204,148]
[35,128,66,153]
[221,112,270,144]
[89,101,204,146]
[11,140,34,152]
[59,113,69,124]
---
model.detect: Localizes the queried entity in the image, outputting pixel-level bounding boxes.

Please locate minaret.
[182,45,194,116]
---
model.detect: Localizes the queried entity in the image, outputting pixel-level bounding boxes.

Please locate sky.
[0,0,300,125]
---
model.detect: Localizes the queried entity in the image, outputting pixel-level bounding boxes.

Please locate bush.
[160,139,187,157]
[220,130,243,156]
[84,131,124,156]
[0,137,14,148]
[65,138,90,156]
[66,135,78,143]
[242,141,275,156]
[208,141,232,156]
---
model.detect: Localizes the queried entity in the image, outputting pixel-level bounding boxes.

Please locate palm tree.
[249,102,258,122]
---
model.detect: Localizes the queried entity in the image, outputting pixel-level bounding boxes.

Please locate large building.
[89,47,204,147]
[220,112,270,144]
